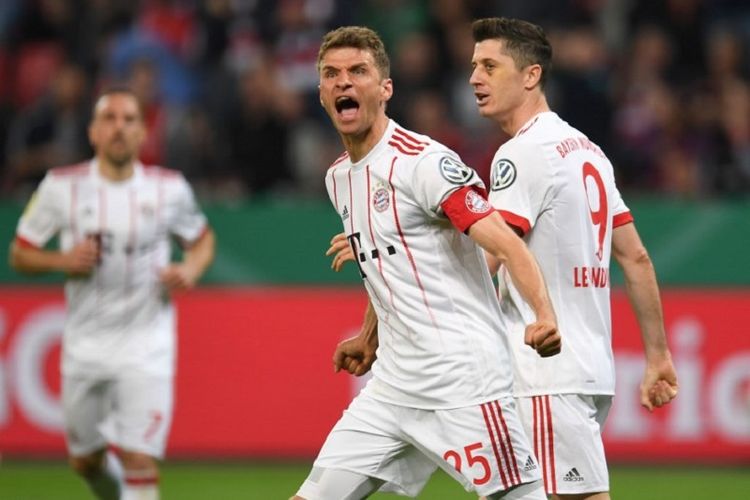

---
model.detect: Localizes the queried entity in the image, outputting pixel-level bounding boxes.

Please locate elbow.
[618,245,654,273]
[8,244,20,271]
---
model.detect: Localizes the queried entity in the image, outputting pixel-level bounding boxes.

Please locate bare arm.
[612,222,678,411]
[9,237,99,276]
[333,298,378,376]
[468,211,560,357]
[160,228,216,291]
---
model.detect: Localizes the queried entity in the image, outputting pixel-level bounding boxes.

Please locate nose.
[469,67,481,86]
[335,72,353,90]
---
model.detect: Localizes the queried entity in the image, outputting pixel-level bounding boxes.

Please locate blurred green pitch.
[1,461,747,499]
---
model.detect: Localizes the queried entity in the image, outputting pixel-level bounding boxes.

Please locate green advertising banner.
[1,198,748,286]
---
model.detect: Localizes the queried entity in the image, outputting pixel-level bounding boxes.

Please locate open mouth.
[474,92,489,106]
[335,96,360,119]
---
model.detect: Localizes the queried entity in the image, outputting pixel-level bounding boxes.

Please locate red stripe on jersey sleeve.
[613,211,634,227]
[15,235,41,249]
[498,210,531,236]
[440,186,493,233]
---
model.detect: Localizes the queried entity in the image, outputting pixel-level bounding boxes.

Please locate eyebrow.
[321,62,369,72]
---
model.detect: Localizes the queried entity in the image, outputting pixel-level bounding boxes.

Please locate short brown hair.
[472,17,552,88]
[317,26,391,79]
[92,85,144,121]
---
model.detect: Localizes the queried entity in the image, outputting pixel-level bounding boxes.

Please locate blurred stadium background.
[0,0,749,498]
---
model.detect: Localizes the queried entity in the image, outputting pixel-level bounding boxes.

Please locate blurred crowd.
[1,0,749,202]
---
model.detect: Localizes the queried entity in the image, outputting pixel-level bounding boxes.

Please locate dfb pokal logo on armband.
[372,187,390,212]
[439,156,474,185]
[491,158,517,191]
[465,189,490,214]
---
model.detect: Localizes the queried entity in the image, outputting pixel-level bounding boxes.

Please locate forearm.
[9,243,68,274]
[182,229,215,282]
[468,213,554,321]
[360,299,379,348]
[621,257,669,358]
[501,238,555,321]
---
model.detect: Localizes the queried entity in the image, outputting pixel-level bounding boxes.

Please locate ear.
[381,78,393,102]
[524,64,543,90]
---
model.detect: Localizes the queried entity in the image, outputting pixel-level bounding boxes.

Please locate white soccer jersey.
[488,112,633,396]
[16,160,208,378]
[326,119,515,409]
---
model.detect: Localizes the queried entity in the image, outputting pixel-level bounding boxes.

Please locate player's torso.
[326,123,514,408]
[491,114,620,394]
[55,165,181,291]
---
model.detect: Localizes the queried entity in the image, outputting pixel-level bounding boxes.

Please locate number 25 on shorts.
[443,442,491,485]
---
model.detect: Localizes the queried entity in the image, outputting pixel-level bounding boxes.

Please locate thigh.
[109,376,174,459]
[308,393,437,498]
[406,397,542,498]
[518,394,611,496]
[62,376,111,456]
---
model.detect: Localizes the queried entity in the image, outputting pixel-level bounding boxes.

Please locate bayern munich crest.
[439,156,474,185]
[372,187,390,212]
[491,158,517,191]
[465,189,490,213]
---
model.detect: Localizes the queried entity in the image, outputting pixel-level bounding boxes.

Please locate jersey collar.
[349,119,398,169]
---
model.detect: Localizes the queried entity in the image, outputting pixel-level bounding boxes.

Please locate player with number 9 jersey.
[488,111,630,399]
[471,17,678,498]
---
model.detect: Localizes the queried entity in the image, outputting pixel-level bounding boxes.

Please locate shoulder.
[493,137,545,168]
[142,165,189,190]
[386,126,430,157]
[48,162,89,179]
[142,165,184,180]
[328,151,350,170]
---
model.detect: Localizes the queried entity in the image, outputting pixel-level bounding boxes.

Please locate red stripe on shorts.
[481,403,509,489]
[494,400,521,484]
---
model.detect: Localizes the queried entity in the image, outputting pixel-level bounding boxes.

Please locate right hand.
[333,335,377,376]
[325,232,354,272]
[64,237,100,276]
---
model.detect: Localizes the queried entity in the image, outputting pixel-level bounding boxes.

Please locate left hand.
[160,264,198,291]
[640,354,679,412]
[524,320,561,358]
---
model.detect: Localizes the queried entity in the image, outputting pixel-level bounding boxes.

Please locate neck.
[97,157,135,181]
[499,93,550,137]
[341,113,389,163]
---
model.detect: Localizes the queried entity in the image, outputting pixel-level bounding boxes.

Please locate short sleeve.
[16,173,63,248]
[410,151,485,217]
[610,185,633,227]
[169,175,208,245]
[487,142,550,236]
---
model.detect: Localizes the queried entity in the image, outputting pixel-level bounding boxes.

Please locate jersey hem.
[366,390,514,410]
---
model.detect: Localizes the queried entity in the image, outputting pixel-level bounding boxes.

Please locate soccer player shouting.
[292,26,559,500]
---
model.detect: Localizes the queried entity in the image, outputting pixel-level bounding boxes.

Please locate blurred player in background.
[293,26,562,500]
[9,88,215,500]
[327,16,679,500]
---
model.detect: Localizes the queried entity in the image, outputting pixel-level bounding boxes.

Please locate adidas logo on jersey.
[563,468,585,482]
[523,455,537,472]
[341,205,350,221]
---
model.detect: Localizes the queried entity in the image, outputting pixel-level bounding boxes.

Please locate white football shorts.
[516,394,612,495]
[62,375,174,458]
[298,391,542,498]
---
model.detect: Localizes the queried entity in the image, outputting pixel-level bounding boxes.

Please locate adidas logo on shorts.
[523,455,537,472]
[563,468,585,482]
